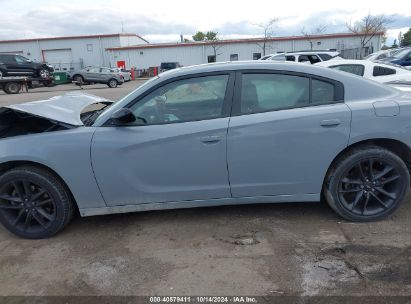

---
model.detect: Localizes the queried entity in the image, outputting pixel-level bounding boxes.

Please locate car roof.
[93,61,401,127]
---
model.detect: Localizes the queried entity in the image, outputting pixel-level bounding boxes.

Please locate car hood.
[5,93,113,126]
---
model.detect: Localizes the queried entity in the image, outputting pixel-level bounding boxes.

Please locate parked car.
[1,61,411,238]
[160,62,181,73]
[260,50,342,64]
[0,54,53,79]
[315,59,411,90]
[70,66,124,88]
[112,68,131,81]
[378,48,411,67]
[363,48,403,61]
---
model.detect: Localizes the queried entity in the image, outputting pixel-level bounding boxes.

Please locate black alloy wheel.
[325,146,409,221]
[0,166,74,238]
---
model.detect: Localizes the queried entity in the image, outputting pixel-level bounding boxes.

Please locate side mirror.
[110,108,136,125]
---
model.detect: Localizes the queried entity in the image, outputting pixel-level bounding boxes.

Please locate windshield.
[393,49,410,59]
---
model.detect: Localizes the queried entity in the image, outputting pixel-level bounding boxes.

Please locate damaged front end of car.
[0,93,113,140]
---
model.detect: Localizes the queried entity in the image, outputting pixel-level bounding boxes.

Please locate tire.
[38,68,50,79]
[107,79,118,88]
[73,75,84,84]
[4,82,21,94]
[324,146,410,221]
[0,166,75,239]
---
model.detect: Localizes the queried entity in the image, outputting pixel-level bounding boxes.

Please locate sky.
[0,0,410,45]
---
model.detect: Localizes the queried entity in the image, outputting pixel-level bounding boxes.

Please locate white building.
[107,33,382,70]
[0,32,382,72]
[0,33,148,71]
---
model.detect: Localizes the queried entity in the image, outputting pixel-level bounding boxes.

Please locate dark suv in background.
[0,54,54,79]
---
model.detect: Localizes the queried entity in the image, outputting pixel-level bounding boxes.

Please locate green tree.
[192,30,222,60]
[392,39,398,48]
[401,28,411,46]
[346,13,391,58]
[192,31,206,41]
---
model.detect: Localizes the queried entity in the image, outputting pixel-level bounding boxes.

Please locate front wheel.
[38,68,50,79]
[0,166,75,239]
[107,79,118,88]
[324,146,410,221]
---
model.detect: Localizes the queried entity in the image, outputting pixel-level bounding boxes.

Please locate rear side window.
[240,74,310,113]
[312,79,335,104]
[373,66,396,77]
[330,64,365,76]
[298,55,310,63]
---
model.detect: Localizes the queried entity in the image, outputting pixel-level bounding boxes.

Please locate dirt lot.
[0,81,410,297]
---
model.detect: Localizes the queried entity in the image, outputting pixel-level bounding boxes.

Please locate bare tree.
[255,18,278,56]
[301,25,327,50]
[346,13,391,58]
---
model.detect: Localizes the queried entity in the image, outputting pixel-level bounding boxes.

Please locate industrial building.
[0,33,148,71]
[0,32,382,72]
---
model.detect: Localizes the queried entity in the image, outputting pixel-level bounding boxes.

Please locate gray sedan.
[0,61,410,238]
[71,66,124,88]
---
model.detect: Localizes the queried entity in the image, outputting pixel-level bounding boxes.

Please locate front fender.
[0,127,107,210]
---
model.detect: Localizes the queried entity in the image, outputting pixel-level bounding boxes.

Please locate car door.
[227,71,351,198]
[84,67,100,81]
[12,55,35,75]
[91,73,234,206]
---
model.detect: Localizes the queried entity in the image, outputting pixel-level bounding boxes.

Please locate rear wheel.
[0,166,75,239]
[108,79,118,88]
[4,82,21,94]
[324,146,410,221]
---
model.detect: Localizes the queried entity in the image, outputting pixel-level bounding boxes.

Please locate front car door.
[12,55,35,75]
[84,67,101,81]
[227,71,351,200]
[91,73,234,206]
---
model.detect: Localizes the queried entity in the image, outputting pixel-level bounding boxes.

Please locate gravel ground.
[0,81,410,297]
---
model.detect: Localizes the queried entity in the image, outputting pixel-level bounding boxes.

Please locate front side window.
[101,68,111,73]
[240,74,310,114]
[14,55,30,63]
[87,67,100,73]
[129,75,229,125]
[330,64,365,76]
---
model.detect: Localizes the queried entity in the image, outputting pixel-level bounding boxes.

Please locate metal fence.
[339,47,373,59]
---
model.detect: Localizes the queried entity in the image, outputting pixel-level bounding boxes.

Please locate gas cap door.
[373,100,400,117]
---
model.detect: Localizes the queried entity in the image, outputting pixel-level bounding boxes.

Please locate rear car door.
[227,71,351,198]
[91,73,234,206]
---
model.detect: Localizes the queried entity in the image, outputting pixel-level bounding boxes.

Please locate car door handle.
[320,119,341,127]
[200,135,222,144]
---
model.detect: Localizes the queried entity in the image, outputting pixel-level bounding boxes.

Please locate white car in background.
[363,48,404,61]
[316,59,411,91]
[112,68,131,82]
[260,51,342,64]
